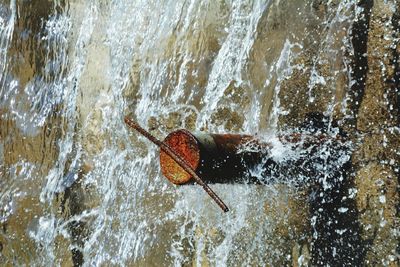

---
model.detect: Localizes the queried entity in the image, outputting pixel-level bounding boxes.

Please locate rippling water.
[1,0,399,266]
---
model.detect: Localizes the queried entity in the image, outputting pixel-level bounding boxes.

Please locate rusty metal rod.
[124,116,229,213]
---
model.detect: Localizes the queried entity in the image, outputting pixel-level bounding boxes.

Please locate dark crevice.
[391,2,400,262]
[302,113,365,266]
[385,5,400,127]
[59,149,88,267]
[329,1,373,265]
[60,184,86,267]
[347,0,373,129]
[0,223,4,255]
[309,167,366,266]
[392,6,400,127]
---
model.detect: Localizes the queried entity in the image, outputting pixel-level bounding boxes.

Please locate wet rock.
[223,81,251,108]
[2,0,400,265]
[292,242,311,267]
[355,163,399,266]
[146,107,198,137]
[203,81,252,132]
[353,130,400,165]
[147,116,159,131]
[349,1,400,265]
[164,112,182,130]
[210,107,244,132]
[356,0,398,132]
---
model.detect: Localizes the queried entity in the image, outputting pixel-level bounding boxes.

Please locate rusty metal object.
[159,130,200,184]
[159,129,346,185]
[124,116,229,212]
[160,130,271,185]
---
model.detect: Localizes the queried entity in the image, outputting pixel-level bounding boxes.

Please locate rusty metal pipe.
[160,130,273,185]
[160,129,346,185]
[124,117,229,212]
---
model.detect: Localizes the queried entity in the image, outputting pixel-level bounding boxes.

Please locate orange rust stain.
[160,130,200,185]
[212,134,254,152]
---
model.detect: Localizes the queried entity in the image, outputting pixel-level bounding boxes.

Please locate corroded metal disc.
[160,130,200,184]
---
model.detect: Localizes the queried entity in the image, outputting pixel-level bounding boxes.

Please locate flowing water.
[1,0,399,266]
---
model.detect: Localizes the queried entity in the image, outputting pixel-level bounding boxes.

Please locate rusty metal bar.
[124,116,229,212]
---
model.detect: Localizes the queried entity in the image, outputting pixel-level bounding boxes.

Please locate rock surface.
[1,0,399,266]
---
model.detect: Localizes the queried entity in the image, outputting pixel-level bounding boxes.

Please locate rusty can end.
[160,130,200,185]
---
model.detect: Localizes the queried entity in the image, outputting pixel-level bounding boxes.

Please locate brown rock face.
[352,1,400,265]
[276,0,400,266]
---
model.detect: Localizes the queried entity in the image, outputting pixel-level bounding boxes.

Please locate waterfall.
[1,0,399,266]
